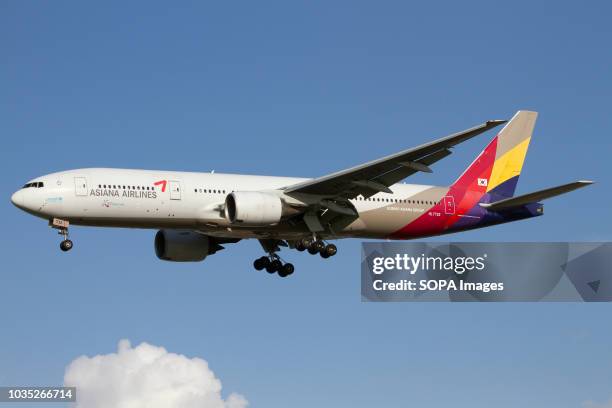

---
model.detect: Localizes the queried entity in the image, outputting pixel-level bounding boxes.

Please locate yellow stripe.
[487,137,531,192]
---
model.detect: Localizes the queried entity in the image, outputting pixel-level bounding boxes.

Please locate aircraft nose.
[11,190,23,208]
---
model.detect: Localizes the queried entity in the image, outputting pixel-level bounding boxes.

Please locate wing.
[283,119,507,199]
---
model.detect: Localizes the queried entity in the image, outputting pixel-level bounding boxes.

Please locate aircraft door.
[443,195,455,215]
[75,177,88,196]
[169,181,181,200]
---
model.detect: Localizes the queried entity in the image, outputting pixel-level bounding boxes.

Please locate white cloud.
[64,339,248,408]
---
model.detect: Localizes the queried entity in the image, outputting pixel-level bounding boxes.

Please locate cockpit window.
[22,182,44,189]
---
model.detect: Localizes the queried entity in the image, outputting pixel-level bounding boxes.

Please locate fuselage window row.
[351,196,440,206]
[99,184,153,191]
[193,188,228,194]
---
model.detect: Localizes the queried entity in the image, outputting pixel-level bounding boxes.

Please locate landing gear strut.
[50,218,73,252]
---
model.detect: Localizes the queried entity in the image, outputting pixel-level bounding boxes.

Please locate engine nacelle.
[154,230,210,262]
[224,191,284,225]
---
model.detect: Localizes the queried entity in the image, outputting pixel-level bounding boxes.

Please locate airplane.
[11,111,592,277]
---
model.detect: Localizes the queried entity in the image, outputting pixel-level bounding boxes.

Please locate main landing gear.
[253,255,295,278]
[253,237,337,278]
[50,218,73,252]
[295,238,337,259]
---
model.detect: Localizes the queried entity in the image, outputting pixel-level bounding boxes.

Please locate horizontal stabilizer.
[479,180,593,211]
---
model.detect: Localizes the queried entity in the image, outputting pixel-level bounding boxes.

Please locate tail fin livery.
[451,110,537,199]
[486,110,537,197]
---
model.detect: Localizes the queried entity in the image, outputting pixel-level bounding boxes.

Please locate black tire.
[253,257,266,270]
[279,263,294,277]
[320,252,330,259]
[267,259,282,273]
[313,240,325,252]
[60,239,73,252]
[324,243,337,257]
[264,257,276,273]
[300,238,312,248]
[307,246,319,255]
[295,241,306,251]
[261,257,271,268]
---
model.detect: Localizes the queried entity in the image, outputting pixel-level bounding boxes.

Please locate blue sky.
[1,1,611,407]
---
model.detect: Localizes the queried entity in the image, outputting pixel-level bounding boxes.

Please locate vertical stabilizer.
[486,110,537,197]
[451,110,537,199]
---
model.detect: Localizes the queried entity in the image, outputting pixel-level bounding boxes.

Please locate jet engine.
[154,230,211,262]
[224,191,287,225]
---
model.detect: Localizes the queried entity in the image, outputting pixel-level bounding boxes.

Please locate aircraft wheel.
[60,239,73,252]
[313,240,325,252]
[267,259,282,273]
[307,246,319,255]
[320,252,330,259]
[323,243,337,257]
[295,241,306,251]
[279,263,295,277]
[300,238,312,247]
[254,256,268,271]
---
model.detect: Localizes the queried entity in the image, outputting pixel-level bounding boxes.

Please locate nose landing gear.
[50,218,73,252]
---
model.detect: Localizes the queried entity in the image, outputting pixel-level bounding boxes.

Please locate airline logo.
[477,178,488,187]
[154,180,167,192]
[89,180,168,200]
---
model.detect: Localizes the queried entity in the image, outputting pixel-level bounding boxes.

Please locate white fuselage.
[11,168,441,240]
